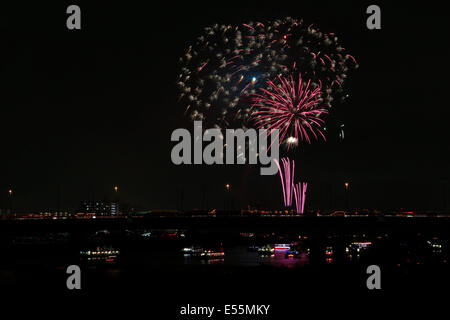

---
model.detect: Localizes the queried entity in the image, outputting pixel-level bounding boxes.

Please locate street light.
[224,184,231,210]
[344,182,349,211]
[8,189,13,216]
[114,186,118,193]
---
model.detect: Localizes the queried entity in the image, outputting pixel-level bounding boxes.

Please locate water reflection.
[261,251,310,268]
[182,244,311,268]
[1,229,449,271]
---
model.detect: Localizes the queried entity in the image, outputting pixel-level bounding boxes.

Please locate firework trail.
[293,182,308,214]
[274,157,295,207]
[275,157,308,214]
[251,73,328,147]
[178,17,358,130]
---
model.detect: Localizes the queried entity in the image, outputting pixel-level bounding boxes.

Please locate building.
[79,200,120,216]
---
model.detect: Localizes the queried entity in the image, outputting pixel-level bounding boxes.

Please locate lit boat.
[274,244,291,252]
[285,249,300,259]
[258,244,274,255]
[182,246,224,259]
[80,247,120,262]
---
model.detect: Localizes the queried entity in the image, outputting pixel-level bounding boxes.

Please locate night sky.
[1,1,449,212]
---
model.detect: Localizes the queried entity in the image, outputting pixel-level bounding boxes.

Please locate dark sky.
[1,1,449,212]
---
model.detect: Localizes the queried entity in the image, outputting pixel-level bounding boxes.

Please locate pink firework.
[274,158,295,207]
[293,182,308,214]
[275,157,309,214]
[251,73,328,147]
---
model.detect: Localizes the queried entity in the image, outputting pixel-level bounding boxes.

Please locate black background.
[1,1,449,212]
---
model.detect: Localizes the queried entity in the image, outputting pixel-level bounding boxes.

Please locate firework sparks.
[286,136,298,146]
[178,17,358,130]
[274,157,295,207]
[293,182,308,214]
[251,73,328,147]
[275,157,308,213]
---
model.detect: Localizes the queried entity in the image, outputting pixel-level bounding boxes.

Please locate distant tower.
[113,185,119,201]
[112,185,119,215]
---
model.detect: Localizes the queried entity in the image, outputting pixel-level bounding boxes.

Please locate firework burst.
[178,17,357,130]
[251,73,328,147]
